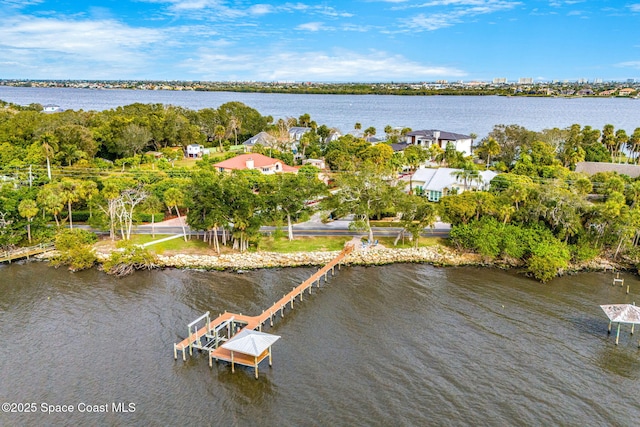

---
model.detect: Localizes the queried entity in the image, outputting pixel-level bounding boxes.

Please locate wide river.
[1,86,640,140]
[1,262,639,425]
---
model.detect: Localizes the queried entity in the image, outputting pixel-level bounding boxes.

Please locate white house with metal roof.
[288,126,311,141]
[410,167,498,201]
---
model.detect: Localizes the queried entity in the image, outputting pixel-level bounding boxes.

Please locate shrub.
[55,229,97,251]
[102,241,157,277]
[527,240,570,283]
[571,238,599,262]
[51,228,98,271]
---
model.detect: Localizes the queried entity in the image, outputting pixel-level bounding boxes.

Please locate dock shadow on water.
[1,262,639,426]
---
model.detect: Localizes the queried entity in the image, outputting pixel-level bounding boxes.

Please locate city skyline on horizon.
[1,1,639,83]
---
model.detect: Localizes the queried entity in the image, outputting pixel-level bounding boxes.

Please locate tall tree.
[398,194,437,247]
[262,170,327,241]
[18,199,38,243]
[164,187,188,241]
[324,163,405,242]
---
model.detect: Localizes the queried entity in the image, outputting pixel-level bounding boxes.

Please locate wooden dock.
[0,243,55,264]
[173,244,354,376]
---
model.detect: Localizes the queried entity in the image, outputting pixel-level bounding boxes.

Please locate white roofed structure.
[600,304,640,324]
[222,329,281,356]
[219,329,281,378]
[600,303,640,346]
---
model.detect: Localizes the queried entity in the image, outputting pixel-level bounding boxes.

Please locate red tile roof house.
[213,153,298,174]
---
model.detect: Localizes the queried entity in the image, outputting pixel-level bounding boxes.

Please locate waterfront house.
[410,167,497,201]
[401,130,473,156]
[42,104,63,113]
[618,88,636,97]
[213,153,298,174]
[186,144,208,158]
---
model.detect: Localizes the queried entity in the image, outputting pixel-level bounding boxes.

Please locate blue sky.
[0,0,638,82]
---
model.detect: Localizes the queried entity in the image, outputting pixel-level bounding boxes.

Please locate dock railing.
[0,242,55,264]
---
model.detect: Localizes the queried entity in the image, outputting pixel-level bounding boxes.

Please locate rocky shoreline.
[89,244,633,276]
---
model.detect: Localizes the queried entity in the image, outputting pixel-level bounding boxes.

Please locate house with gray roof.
[243,131,277,152]
[575,162,640,178]
[410,167,498,201]
[399,130,473,156]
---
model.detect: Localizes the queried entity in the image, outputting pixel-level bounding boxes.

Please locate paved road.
[132,215,451,238]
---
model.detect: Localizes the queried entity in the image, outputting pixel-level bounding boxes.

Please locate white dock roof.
[221,329,280,356]
[600,304,640,324]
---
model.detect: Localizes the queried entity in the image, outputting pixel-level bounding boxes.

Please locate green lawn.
[370,235,445,248]
[123,233,445,254]
[128,234,214,254]
[257,236,349,252]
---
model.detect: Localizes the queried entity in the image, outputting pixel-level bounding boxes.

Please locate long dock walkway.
[0,243,55,264]
[173,244,354,369]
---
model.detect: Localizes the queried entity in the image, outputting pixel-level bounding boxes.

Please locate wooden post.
[269,346,273,367]
[174,344,177,360]
[182,345,186,361]
[325,272,328,281]
[608,321,612,334]
[290,296,294,309]
[209,350,213,367]
[616,323,621,345]
[270,311,274,326]
[231,351,235,373]
[254,356,259,379]
[332,266,335,276]
[627,284,630,294]
[632,323,635,335]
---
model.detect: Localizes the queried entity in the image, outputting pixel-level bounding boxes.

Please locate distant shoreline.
[1,79,637,98]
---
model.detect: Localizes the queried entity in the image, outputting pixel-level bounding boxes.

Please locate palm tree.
[164,187,188,241]
[18,199,39,243]
[214,125,226,151]
[615,129,628,163]
[477,137,501,168]
[39,133,58,181]
[602,124,616,159]
[451,163,480,191]
[228,116,241,145]
[628,128,640,164]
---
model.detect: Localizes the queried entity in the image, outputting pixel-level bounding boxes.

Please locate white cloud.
[629,4,640,12]
[0,0,44,7]
[616,61,640,69]
[297,22,324,31]
[406,13,457,30]
[183,48,466,81]
[0,16,165,78]
[248,4,273,15]
[395,0,520,9]
[395,0,520,31]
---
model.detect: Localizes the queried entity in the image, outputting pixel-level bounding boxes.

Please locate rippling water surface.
[1,86,640,139]
[1,262,639,426]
